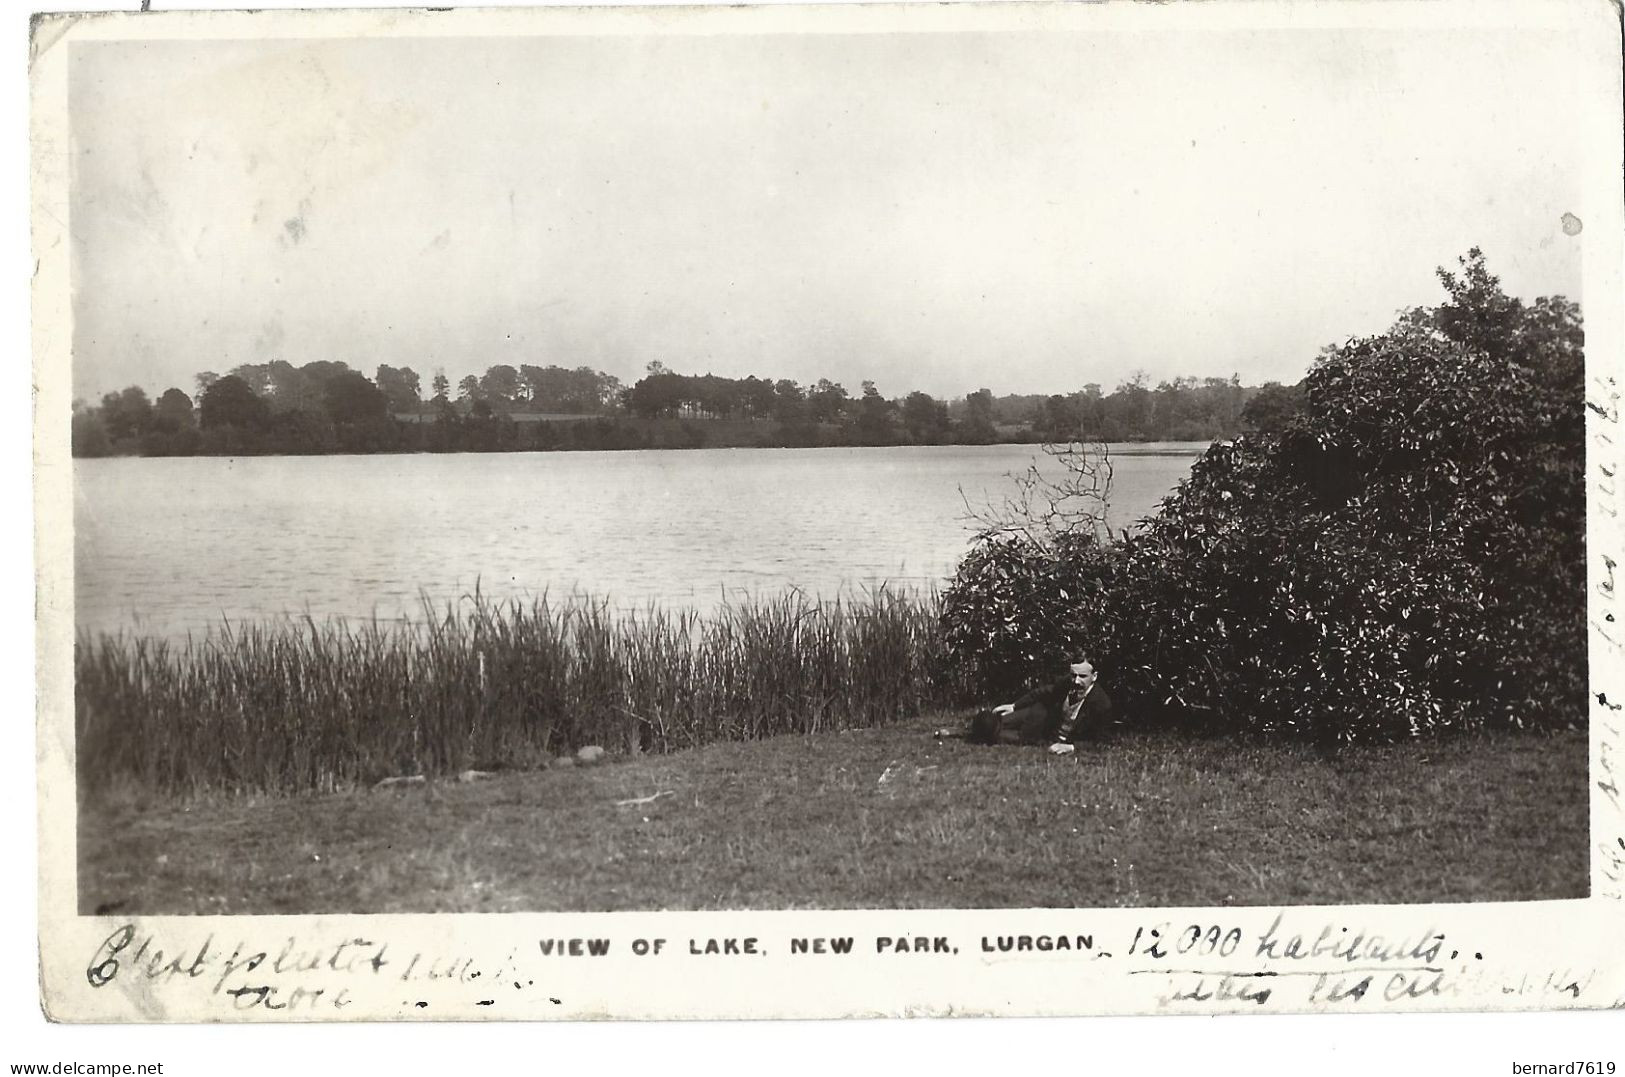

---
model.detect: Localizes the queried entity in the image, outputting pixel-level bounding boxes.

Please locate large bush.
[939,530,1120,698]
[942,251,1585,741]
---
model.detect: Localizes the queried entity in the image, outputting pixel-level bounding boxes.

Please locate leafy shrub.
[939,532,1119,698]
[942,250,1585,741]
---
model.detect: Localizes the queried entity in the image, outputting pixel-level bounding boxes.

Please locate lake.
[73,443,1205,641]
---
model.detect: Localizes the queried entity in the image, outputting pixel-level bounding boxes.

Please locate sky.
[69,22,1589,404]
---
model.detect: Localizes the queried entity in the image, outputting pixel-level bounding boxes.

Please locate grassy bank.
[79,717,1588,913]
[76,591,967,799]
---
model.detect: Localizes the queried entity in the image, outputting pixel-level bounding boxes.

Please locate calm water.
[74,443,1203,641]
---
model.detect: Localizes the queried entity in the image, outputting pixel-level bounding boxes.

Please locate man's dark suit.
[968,677,1114,746]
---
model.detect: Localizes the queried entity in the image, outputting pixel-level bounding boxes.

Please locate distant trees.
[323,371,389,425]
[519,365,621,413]
[1103,373,1154,440]
[624,372,684,418]
[855,381,898,443]
[213,360,379,416]
[608,367,1273,447]
[227,363,273,397]
[901,391,951,443]
[1032,394,1081,443]
[1003,376,1250,443]
[74,353,1291,458]
[960,389,998,445]
[72,386,197,457]
[771,379,806,423]
[625,370,776,420]
[739,376,777,419]
[805,379,849,425]
[256,361,310,413]
[199,375,270,431]
[293,361,351,399]
[1241,381,1307,434]
[1150,375,1244,440]
[478,364,523,407]
[71,402,112,457]
[375,365,422,413]
[98,387,152,442]
[152,388,194,431]
[184,363,389,451]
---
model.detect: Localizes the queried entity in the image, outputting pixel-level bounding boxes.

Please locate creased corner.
[28,12,88,71]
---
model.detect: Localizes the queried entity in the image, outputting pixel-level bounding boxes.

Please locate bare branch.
[960,440,1116,547]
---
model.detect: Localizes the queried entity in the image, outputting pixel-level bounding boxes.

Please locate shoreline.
[70,437,1215,463]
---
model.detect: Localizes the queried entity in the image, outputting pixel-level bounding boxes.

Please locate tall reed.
[75,589,972,799]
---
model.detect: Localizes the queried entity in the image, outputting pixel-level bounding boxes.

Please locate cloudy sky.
[69,19,1589,403]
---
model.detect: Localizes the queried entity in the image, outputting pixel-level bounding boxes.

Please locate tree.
[626,371,691,418]
[264,360,311,413]
[293,361,353,413]
[228,363,274,397]
[739,376,777,419]
[522,364,619,413]
[595,372,624,413]
[375,365,422,413]
[152,388,195,432]
[520,365,559,410]
[457,375,482,402]
[429,368,458,423]
[1432,247,1525,362]
[855,381,897,443]
[98,386,153,442]
[901,391,950,443]
[693,373,740,418]
[771,379,806,423]
[323,371,389,425]
[1240,381,1307,434]
[1102,372,1153,440]
[72,403,112,456]
[479,364,522,407]
[960,388,997,444]
[1033,394,1080,443]
[806,379,849,424]
[199,375,270,430]
[194,371,221,396]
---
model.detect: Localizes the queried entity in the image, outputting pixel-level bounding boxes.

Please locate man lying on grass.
[944,658,1113,754]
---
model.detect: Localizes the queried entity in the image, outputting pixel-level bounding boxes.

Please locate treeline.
[73,355,1299,458]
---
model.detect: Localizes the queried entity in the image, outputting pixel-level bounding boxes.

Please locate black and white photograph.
[28,0,1625,1027]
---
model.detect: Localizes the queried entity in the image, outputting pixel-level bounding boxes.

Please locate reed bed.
[75,589,972,799]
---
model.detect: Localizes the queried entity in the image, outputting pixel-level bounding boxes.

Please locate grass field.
[78,717,1587,914]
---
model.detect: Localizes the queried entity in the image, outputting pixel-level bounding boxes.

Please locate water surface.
[74,443,1204,641]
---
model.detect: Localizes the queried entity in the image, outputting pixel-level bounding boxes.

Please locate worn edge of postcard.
[30,0,1625,1023]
